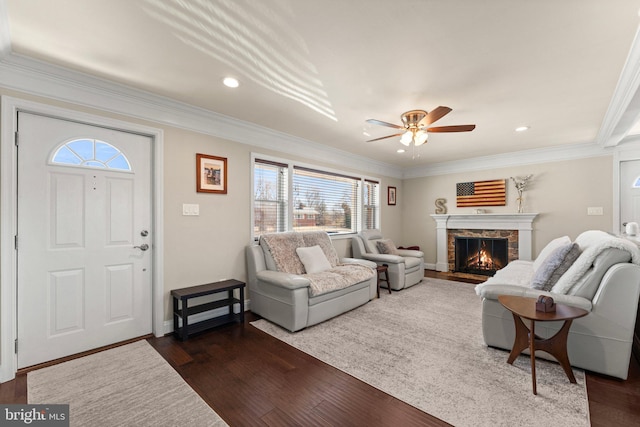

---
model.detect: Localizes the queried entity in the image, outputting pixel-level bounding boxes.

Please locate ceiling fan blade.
[427,124,476,133]
[366,118,404,129]
[366,133,404,142]
[418,106,452,127]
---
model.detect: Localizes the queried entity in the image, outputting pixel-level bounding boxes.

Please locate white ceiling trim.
[0,50,623,181]
[0,52,403,178]
[596,24,640,147]
[403,141,612,178]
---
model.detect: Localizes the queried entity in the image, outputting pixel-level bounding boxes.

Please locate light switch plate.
[587,207,603,216]
[182,203,200,216]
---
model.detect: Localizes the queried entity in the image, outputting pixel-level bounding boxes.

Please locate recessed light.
[515,126,530,132]
[397,149,405,153]
[223,77,239,88]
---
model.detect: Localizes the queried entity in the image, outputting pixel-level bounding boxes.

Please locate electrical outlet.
[587,207,603,216]
[182,203,200,216]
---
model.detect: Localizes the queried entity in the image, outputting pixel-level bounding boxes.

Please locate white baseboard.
[424,263,436,271]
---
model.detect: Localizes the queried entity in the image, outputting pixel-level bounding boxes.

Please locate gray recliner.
[352,229,424,290]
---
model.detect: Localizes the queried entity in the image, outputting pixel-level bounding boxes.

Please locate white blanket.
[551,230,640,294]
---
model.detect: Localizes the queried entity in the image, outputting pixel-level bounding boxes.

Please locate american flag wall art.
[456,179,506,207]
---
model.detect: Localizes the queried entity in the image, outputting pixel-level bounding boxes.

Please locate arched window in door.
[51,138,132,171]
[633,176,640,188]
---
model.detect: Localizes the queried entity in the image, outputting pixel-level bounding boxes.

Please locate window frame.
[251,153,380,241]
[50,138,133,173]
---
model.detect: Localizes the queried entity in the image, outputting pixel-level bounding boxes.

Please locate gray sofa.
[246,231,377,332]
[476,230,640,379]
[351,229,424,290]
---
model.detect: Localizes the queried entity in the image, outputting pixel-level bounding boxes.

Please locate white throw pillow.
[530,243,581,291]
[296,245,332,274]
[532,235,571,272]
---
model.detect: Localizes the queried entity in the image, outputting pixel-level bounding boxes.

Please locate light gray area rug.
[252,278,589,427]
[28,340,228,427]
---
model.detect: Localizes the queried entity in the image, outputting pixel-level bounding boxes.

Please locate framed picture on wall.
[196,153,227,194]
[388,186,396,205]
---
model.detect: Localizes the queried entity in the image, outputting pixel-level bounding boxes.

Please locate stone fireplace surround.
[430,213,538,272]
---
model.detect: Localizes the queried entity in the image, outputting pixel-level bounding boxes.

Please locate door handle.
[134,243,149,251]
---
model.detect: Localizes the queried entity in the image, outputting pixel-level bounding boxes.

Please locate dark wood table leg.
[239,286,245,323]
[384,266,390,294]
[181,297,189,341]
[529,320,537,395]
[172,296,179,337]
[534,319,577,383]
[507,313,531,364]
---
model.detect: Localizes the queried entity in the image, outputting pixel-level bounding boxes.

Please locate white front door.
[620,159,640,235]
[17,112,153,368]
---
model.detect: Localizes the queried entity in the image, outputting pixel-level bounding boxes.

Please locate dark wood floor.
[2,272,639,426]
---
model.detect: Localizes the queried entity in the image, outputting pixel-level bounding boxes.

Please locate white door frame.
[0,96,165,382]
[613,139,640,234]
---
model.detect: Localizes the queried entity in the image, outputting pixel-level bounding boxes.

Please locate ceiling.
[3,0,640,168]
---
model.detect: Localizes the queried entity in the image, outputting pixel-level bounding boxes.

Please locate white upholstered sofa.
[475,230,640,379]
[246,231,377,332]
[351,229,424,290]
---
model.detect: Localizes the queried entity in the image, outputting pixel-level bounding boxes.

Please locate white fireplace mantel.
[430,213,539,272]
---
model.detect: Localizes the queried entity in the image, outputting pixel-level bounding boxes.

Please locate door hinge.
[14,131,18,147]
[14,235,17,250]
[14,339,17,353]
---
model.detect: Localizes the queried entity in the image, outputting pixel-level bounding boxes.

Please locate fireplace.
[454,237,508,276]
[431,214,537,273]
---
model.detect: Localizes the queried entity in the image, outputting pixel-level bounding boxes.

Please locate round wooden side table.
[498,295,588,395]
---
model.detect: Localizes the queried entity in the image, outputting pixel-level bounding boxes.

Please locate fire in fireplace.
[454,237,508,276]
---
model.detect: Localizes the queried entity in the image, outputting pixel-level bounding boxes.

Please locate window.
[252,155,380,239]
[364,180,379,230]
[51,138,131,171]
[633,176,640,188]
[254,159,288,235]
[293,166,360,234]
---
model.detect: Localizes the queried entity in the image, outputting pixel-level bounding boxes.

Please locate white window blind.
[254,159,288,236]
[252,155,380,239]
[364,179,379,230]
[292,166,360,234]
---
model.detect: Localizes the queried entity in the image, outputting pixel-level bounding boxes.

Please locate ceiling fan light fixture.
[414,131,428,146]
[400,131,413,146]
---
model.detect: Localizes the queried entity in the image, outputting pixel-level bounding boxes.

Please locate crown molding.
[0,52,623,181]
[596,24,640,147]
[403,141,612,178]
[0,53,403,178]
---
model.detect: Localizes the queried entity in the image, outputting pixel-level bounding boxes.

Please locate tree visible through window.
[51,138,131,171]
[253,156,379,239]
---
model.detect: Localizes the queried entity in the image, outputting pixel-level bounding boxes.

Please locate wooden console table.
[171,279,245,341]
[498,295,588,395]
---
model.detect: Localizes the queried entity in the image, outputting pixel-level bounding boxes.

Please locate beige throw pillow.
[376,239,399,255]
[296,245,332,274]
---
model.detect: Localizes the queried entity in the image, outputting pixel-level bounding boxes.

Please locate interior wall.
[402,156,614,267]
[0,89,404,322]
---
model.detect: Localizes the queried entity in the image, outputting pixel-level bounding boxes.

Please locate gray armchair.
[352,229,424,290]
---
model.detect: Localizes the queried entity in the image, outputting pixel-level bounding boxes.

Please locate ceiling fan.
[366,106,475,146]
